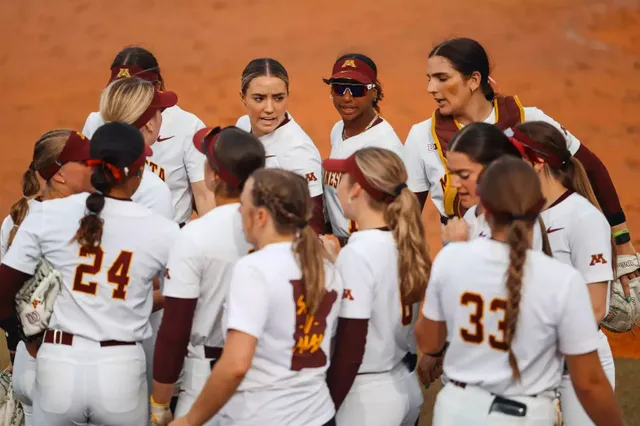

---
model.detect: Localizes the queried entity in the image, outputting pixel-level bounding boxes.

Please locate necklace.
[342,115,379,140]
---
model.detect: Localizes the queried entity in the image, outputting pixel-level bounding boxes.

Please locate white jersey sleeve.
[557,270,601,355]
[335,247,374,320]
[133,170,174,220]
[1,207,44,274]
[0,215,13,259]
[404,123,431,193]
[281,143,323,198]
[183,116,207,184]
[162,232,203,299]
[225,259,270,338]
[568,210,613,284]
[421,245,452,322]
[523,107,581,155]
[81,112,105,139]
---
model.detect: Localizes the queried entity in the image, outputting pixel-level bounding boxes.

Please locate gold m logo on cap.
[342,59,356,68]
[117,69,131,78]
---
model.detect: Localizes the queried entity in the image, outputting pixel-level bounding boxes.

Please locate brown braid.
[250,168,327,315]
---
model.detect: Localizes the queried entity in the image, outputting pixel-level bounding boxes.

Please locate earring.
[347,197,353,205]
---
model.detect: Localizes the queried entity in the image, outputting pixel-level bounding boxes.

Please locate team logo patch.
[342,59,356,68]
[117,69,131,78]
[305,172,318,182]
[342,289,354,301]
[589,253,607,266]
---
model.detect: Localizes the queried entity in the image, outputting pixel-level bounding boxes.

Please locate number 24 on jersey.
[72,246,133,300]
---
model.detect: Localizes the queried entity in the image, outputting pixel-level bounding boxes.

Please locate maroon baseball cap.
[193,126,242,189]
[323,153,397,203]
[323,57,377,85]
[38,131,91,180]
[132,88,178,129]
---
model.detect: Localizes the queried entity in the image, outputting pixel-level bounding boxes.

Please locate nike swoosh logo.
[157,135,175,142]
[266,155,276,158]
[547,227,564,234]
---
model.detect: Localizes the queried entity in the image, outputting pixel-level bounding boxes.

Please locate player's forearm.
[573,144,624,226]
[186,356,245,426]
[152,289,165,312]
[191,181,215,216]
[574,382,625,426]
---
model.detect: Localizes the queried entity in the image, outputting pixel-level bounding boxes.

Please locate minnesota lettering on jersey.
[290,279,337,371]
[146,160,166,181]
[323,171,341,189]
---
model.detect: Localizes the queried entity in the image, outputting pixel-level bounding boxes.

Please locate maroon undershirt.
[0,265,33,320]
[153,297,198,384]
[310,195,325,234]
[326,318,368,409]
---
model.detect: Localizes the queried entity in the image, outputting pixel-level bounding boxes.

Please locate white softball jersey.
[540,192,613,285]
[336,229,418,373]
[422,238,600,397]
[220,242,343,426]
[404,106,582,216]
[83,105,207,223]
[2,193,180,343]
[235,114,323,197]
[162,203,252,357]
[0,199,42,259]
[463,205,545,251]
[324,119,404,238]
[134,169,174,220]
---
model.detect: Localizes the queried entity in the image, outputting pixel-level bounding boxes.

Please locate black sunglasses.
[330,83,375,98]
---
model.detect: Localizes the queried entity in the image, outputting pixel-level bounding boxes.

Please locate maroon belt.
[450,379,467,389]
[43,330,136,348]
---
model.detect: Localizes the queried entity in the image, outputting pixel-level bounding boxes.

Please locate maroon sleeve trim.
[326,318,368,409]
[414,191,429,211]
[310,195,325,234]
[0,265,33,320]
[153,297,198,384]
[573,144,625,226]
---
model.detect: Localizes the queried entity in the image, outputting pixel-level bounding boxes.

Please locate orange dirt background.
[1,0,639,358]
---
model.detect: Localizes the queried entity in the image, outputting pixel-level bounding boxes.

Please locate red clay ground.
[0,0,639,418]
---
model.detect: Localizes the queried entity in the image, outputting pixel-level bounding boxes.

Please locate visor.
[504,127,568,169]
[39,131,91,180]
[108,65,160,85]
[193,127,242,189]
[132,89,178,129]
[322,154,396,203]
[323,57,376,85]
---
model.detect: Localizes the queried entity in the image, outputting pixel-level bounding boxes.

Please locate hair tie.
[88,211,98,216]
[28,162,36,172]
[94,190,103,196]
[296,220,308,230]
[394,183,407,196]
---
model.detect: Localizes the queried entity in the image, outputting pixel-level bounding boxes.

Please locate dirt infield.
[1,0,639,355]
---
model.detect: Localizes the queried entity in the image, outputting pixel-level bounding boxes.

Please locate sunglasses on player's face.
[330,83,375,98]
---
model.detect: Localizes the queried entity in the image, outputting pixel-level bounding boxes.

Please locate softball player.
[98,76,182,395]
[403,37,631,241]
[440,122,547,251]
[170,169,342,426]
[511,121,616,426]
[415,156,625,426]
[82,46,214,224]
[235,58,324,233]
[0,129,92,426]
[0,122,180,426]
[321,147,429,426]
[322,53,404,242]
[149,126,266,426]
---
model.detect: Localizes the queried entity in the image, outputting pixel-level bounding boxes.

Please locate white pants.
[433,383,556,426]
[336,360,422,426]
[12,341,36,426]
[175,357,221,426]
[32,334,147,426]
[559,330,615,426]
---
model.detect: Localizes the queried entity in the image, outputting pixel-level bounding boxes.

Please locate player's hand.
[416,355,443,386]
[441,217,468,244]
[168,417,192,426]
[150,395,173,425]
[319,234,341,262]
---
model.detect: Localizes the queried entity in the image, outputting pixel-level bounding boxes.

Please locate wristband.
[614,230,631,245]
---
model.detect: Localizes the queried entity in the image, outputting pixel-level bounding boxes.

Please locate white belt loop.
[53,329,62,345]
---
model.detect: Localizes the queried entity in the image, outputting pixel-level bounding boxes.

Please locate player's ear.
[240,91,246,106]
[351,182,363,199]
[52,170,66,185]
[532,160,545,173]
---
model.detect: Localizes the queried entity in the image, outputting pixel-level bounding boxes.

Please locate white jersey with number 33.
[1,193,180,343]
[422,238,600,397]
[220,242,343,426]
[323,119,404,238]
